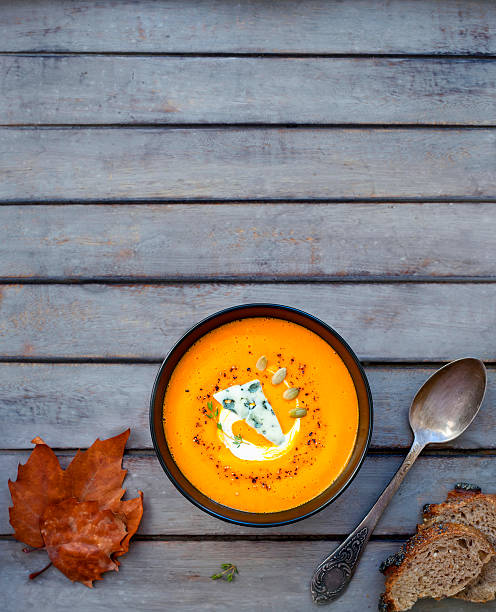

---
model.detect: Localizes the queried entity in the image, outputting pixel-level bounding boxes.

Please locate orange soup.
[162,317,358,513]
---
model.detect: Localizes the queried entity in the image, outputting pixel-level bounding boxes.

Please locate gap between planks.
[0,534,416,542]
[2,124,496,129]
[3,52,496,59]
[1,277,496,284]
[0,358,494,367]
[4,446,496,459]
[3,198,496,205]
[3,448,496,456]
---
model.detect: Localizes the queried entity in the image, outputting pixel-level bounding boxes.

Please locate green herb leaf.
[217,422,223,431]
[206,400,217,419]
[233,434,243,447]
[210,563,238,583]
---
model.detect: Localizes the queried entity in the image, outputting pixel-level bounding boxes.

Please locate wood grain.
[0,283,495,361]
[1,128,495,201]
[1,1,495,610]
[3,56,496,125]
[1,0,495,54]
[3,453,496,536]
[2,203,496,280]
[1,363,495,451]
[2,539,484,612]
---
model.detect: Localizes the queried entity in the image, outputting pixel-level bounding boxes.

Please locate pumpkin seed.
[271,367,287,385]
[256,355,267,371]
[289,407,307,418]
[283,387,299,400]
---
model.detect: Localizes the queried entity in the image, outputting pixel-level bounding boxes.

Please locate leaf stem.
[29,562,52,580]
[22,545,45,554]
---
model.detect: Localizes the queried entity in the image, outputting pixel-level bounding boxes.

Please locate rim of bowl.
[150,303,373,527]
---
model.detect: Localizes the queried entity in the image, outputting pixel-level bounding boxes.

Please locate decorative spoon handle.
[310,437,425,605]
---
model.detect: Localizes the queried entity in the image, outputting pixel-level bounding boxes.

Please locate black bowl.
[150,303,373,527]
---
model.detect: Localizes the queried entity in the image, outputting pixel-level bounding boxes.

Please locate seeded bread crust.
[421,484,496,603]
[379,522,495,612]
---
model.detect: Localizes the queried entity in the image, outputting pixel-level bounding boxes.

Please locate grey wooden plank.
[0,364,155,450]
[3,56,496,125]
[1,0,496,54]
[2,203,496,280]
[366,367,496,449]
[1,364,495,451]
[1,128,495,201]
[0,283,495,361]
[3,453,496,536]
[3,539,488,612]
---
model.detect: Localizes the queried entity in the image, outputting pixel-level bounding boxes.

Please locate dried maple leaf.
[64,429,144,559]
[9,430,144,586]
[114,491,144,559]
[8,437,69,548]
[65,430,130,508]
[40,498,127,587]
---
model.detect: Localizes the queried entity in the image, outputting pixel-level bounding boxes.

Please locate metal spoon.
[310,357,487,605]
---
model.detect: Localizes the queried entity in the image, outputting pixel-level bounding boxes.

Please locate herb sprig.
[233,434,243,448]
[206,401,245,446]
[211,563,239,582]
[206,401,218,421]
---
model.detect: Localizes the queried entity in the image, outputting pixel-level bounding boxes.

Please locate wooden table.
[1,1,496,610]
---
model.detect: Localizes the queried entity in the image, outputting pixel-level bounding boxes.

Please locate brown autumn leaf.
[8,437,69,548]
[114,491,144,559]
[64,429,144,560]
[8,430,144,586]
[41,498,126,587]
[65,429,130,509]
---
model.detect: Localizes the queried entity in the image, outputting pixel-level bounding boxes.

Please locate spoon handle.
[310,437,425,605]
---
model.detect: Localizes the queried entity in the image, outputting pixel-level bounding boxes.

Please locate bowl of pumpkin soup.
[150,304,372,526]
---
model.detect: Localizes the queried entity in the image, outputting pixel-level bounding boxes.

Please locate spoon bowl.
[409,358,487,444]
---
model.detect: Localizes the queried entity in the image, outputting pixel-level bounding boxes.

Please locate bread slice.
[378,522,495,611]
[422,483,496,603]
